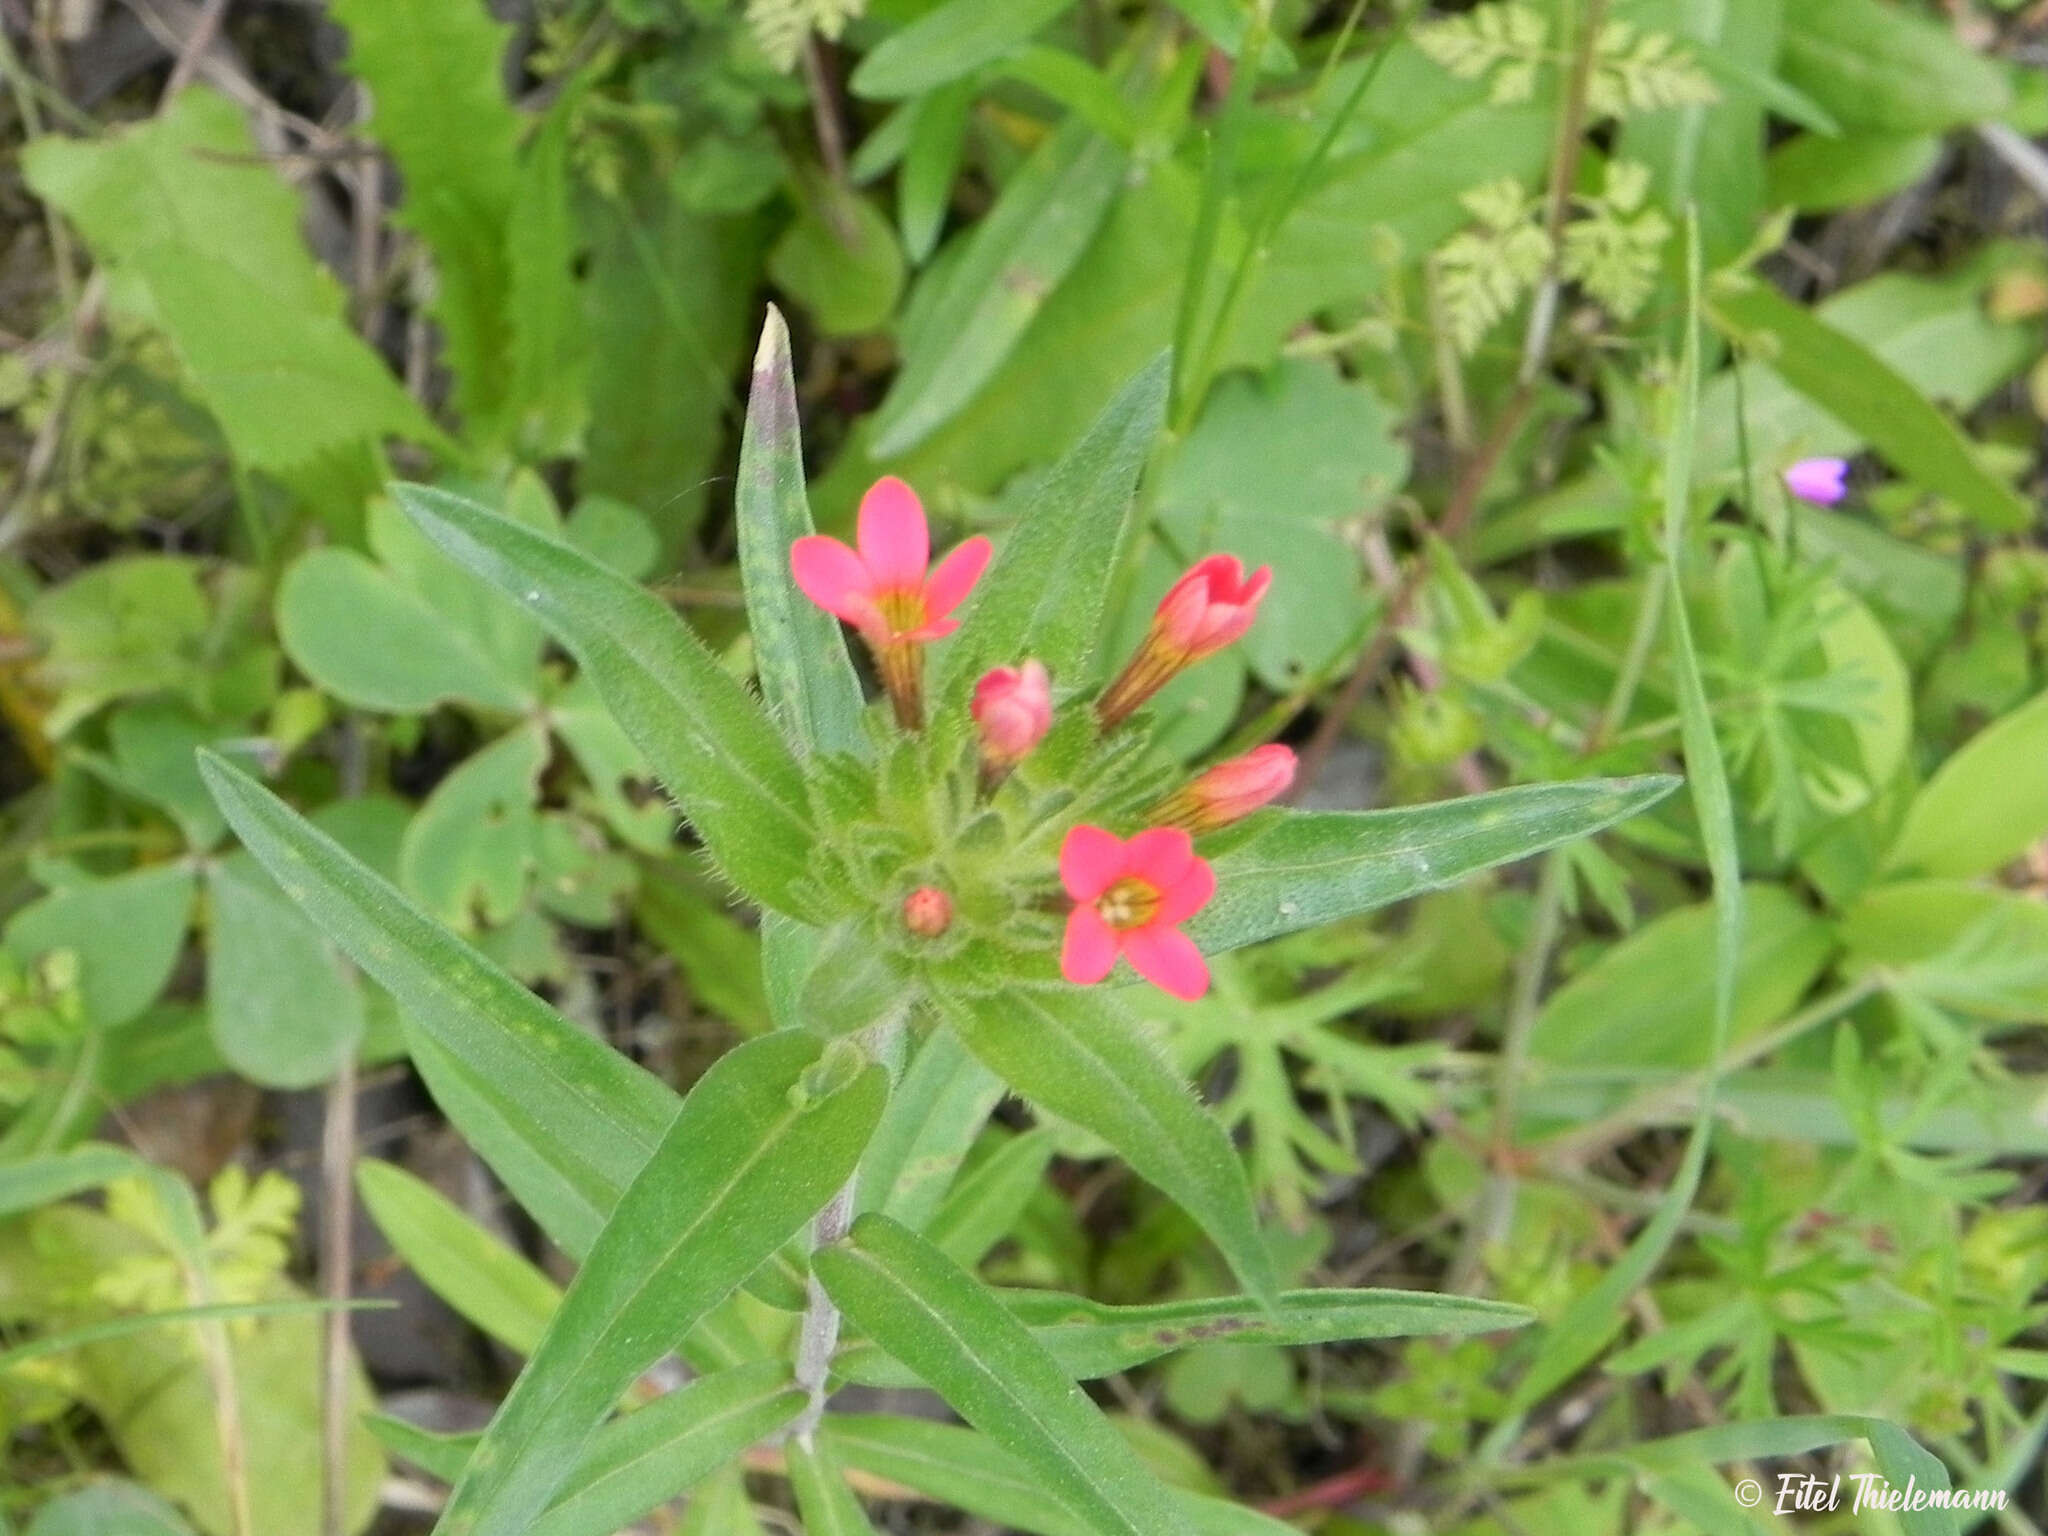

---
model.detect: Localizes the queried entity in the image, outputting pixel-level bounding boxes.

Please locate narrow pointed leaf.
[825,1416,1305,1536]
[533,1365,805,1536]
[942,984,1276,1302]
[814,1214,1185,1536]
[437,1032,885,1536]
[835,1285,1531,1386]
[737,308,867,759]
[198,752,677,1259]
[786,1437,883,1536]
[0,1143,143,1219]
[857,1027,1004,1230]
[1190,776,1680,955]
[357,1159,561,1356]
[1508,226,1741,1419]
[369,1364,805,1536]
[390,483,822,918]
[1712,277,2032,532]
[934,354,1169,700]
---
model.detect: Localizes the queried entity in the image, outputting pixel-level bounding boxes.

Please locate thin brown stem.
[319,1057,359,1536]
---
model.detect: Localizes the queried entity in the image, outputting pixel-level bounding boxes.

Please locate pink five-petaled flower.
[791,476,992,728]
[1097,554,1272,728]
[971,660,1052,781]
[1059,825,1216,1001]
[1153,743,1297,833]
[1783,457,1849,507]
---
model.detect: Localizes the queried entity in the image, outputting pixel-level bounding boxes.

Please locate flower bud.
[1783,456,1849,506]
[902,885,953,938]
[971,660,1052,772]
[1097,555,1271,729]
[1152,744,1297,832]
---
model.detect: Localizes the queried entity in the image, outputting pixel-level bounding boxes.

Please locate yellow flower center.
[874,587,928,637]
[1096,877,1161,931]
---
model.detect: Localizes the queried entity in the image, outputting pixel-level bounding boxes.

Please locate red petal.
[1153,854,1216,925]
[856,476,929,590]
[1058,825,1126,901]
[790,536,873,623]
[1122,924,1209,1000]
[924,535,993,622]
[1124,827,1196,892]
[1061,906,1120,985]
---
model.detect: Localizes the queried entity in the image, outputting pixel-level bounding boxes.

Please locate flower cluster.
[792,478,1294,1000]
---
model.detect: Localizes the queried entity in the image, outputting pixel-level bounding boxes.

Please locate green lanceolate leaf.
[786,1436,883,1536]
[737,308,867,760]
[370,1364,804,1536]
[1508,223,1740,1423]
[329,0,522,429]
[357,1159,561,1356]
[533,1364,804,1536]
[1887,687,2048,880]
[390,483,823,917]
[940,985,1276,1302]
[825,1416,1304,1536]
[856,1027,1005,1229]
[0,1144,143,1219]
[869,119,1127,456]
[436,1032,885,1536]
[814,1213,1185,1536]
[851,0,1078,98]
[1712,277,2032,533]
[198,753,678,1257]
[836,1284,1531,1386]
[934,353,1170,701]
[1190,776,1680,956]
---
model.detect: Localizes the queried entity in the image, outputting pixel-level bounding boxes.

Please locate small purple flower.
[1783,457,1849,506]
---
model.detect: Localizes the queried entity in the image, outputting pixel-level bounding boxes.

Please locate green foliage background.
[1,0,2046,1532]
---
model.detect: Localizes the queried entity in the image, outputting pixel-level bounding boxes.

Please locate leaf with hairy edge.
[436,1033,884,1536]
[825,1415,1307,1536]
[835,1285,1530,1386]
[369,1364,804,1536]
[1190,776,1680,956]
[815,1214,1185,1536]
[391,483,823,918]
[198,753,677,1260]
[933,354,1169,701]
[787,1436,883,1535]
[942,985,1275,1302]
[737,308,867,760]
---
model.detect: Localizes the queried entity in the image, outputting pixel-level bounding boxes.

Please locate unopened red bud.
[902,885,953,938]
[1152,744,1296,832]
[1097,555,1272,729]
[971,660,1052,770]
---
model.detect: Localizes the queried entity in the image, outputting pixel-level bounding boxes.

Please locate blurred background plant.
[1,0,2046,1531]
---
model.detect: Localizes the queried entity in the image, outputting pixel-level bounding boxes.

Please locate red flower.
[791,476,992,726]
[1154,555,1273,660]
[791,476,991,644]
[971,660,1052,771]
[1098,554,1272,728]
[1058,826,1216,1001]
[1154,743,1296,832]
